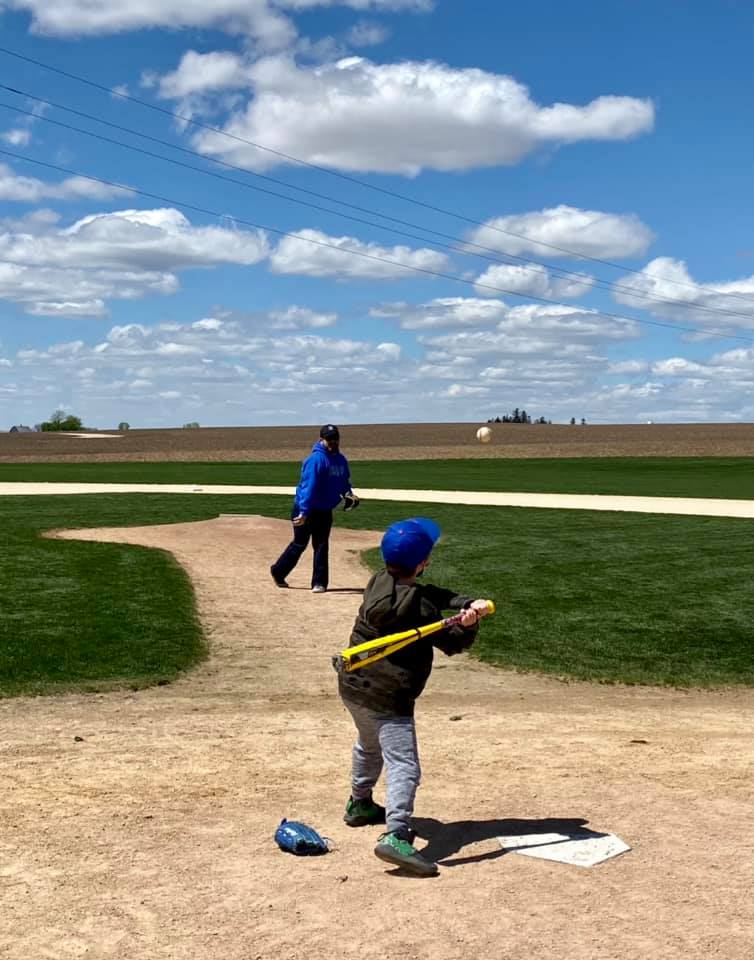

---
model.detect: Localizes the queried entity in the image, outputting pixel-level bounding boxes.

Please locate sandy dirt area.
[2,515,752,960]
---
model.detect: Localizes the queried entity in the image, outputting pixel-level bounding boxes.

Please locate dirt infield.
[2,516,752,960]
[4,421,754,463]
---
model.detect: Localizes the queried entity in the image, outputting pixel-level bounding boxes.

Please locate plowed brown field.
[3,421,754,462]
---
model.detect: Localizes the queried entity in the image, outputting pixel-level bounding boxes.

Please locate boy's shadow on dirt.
[411,816,598,867]
[288,587,364,594]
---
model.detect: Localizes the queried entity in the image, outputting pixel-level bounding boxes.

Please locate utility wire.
[0,90,650,309]
[1,44,752,307]
[1,145,753,346]
[2,94,753,324]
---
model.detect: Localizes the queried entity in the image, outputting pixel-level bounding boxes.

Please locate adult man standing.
[270,425,359,593]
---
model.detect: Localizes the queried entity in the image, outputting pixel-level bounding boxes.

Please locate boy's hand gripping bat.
[332,600,495,674]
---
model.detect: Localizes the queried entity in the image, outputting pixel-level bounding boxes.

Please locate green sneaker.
[374,831,438,876]
[343,794,386,827]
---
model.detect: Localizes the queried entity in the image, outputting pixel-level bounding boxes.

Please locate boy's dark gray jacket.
[338,568,478,716]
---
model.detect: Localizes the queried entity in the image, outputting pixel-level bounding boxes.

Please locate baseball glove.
[343,493,360,512]
[274,819,330,856]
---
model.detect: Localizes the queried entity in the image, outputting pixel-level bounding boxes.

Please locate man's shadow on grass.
[411,816,600,867]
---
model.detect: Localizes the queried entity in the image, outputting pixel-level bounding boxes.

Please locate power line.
[0,90,652,311]
[2,145,753,346]
[1,44,752,307]
[2,93,754,325]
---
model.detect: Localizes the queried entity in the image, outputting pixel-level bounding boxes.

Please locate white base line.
[2,482,754,518]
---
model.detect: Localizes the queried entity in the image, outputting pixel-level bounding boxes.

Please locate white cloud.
[284,0,431,7]
[376,341,401,360]
[193,317,224,331]
[498,302,636,341]
[5,312,411,426]
[376,298,639,414]
[612,257,754,327]
[0,163,130,203]
[0,207,268,316]
[651,357,706,376]
[1,129,32,147]
[9,0,428,44]
[347,19,390,46]
[268,306,338,329]
[607,359,649,374]
[374,296,510,330]
[269,228,450,278]
[383,297,636,344]
[9,0,297,48]
[7,302,754,427]
[0,209,61,234]
[409,301,637,414]
[0,262,175,318]
[443,383,490,397]
[156,51,250,99]
[474,263,594,300]
[408,300,638,420]
[26,298,109,318]
[468,205,655,260]
[187,55,654,175]
[606,382,664,399]
[156,342,202,356]
[56,208,269,270]
[106,324,150,345]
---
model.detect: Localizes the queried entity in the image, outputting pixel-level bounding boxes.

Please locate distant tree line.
[486,408,588,425]
[487,408,550,424]
[9,413,203,433]
[40,409,83,432]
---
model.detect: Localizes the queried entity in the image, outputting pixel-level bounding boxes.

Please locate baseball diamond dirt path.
[5,482,754,519]
[1,515,753,960]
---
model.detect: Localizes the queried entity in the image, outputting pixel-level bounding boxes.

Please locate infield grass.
[2,456,754,499]
[1,494,753,697]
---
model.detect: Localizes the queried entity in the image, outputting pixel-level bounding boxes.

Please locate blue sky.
[0,0,752,428]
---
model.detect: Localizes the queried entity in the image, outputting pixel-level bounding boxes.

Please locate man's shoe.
[270,568,289,588]
[343,794,386,827]
[311,585,326,593]
[374,831,438,876]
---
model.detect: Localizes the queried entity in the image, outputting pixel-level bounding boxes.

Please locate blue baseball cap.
[381,517,441,569]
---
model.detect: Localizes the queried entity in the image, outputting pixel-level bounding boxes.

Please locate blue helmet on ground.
[381,517,441,570]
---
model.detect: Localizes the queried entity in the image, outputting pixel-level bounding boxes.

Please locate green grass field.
[2,455,754,499]
[1,492,753,697]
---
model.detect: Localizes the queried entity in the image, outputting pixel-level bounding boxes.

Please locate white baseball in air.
[476,426,492,444]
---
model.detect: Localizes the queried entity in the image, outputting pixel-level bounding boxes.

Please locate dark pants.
[271,506,333,589]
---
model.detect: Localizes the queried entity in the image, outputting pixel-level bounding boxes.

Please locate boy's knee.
[391,756,421,787]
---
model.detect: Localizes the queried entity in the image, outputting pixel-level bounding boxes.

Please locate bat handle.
[444,600,495,629]
[462,599,496,623]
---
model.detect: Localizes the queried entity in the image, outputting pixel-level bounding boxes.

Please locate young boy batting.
[337,517,492,876]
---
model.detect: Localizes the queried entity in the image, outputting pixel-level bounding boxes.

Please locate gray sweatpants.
[344,701,421,835]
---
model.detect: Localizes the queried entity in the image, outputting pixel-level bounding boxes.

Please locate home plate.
[498,831,630,867]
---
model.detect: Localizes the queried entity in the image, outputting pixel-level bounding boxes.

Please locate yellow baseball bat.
[333,600,495,673]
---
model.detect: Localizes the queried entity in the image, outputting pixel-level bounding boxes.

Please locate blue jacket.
[295,441,352,514]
